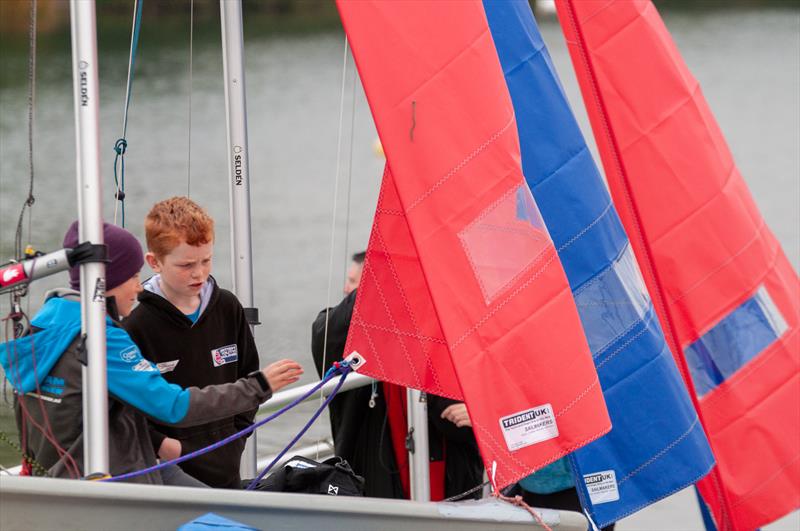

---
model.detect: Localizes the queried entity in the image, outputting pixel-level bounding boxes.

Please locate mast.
[220,0,258,477]
[70,0,109,475]
[407,390,430,501]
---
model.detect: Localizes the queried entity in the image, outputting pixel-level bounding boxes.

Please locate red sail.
[338,0,610,488]
[556,1,800,528]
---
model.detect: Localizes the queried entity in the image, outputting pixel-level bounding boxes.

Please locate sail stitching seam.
[365,223,423,389]
[595,314,653,369]
[650,162,736,246]
[592,311,652,364]
[619,83,701,153]
[351,319,447,345]
[730,453,800,507]
[452,247,559,349]
[578,0,617,26]
[354,303,463,401]
[670,219,768,303]
[373,215,444,394]
[618,416,701,485]
[588,1,652,56]
[352,306,389,382]
[347,180,392,383]
[474,424,531,477]
[557,202,613,253]
[555,376,600,419]
[407,114,515,212]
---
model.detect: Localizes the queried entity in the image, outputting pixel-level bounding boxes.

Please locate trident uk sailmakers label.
[499,403,558,451]
[583,470,620,504]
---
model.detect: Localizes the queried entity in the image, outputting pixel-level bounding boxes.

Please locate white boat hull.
[0,476,587,531]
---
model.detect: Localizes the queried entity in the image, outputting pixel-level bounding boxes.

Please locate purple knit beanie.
[63,221,144,291]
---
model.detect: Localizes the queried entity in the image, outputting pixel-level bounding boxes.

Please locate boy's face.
[146,241,213,301]
[107,273,143,317]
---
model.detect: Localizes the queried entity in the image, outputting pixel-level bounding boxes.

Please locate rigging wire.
[13,0,37,263]
[4,0,38,410]
[316,35,352,459]
[113,0,144,227]
[341,61,358,283]
[186,0,194,198]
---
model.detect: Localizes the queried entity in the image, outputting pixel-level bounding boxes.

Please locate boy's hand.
[262,359,303,393]
[441,403,472,428]
[158,437,182,461]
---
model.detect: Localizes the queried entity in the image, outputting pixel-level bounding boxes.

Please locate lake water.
[1,7,798,527]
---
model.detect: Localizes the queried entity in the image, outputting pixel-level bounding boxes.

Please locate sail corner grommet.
[344,351,366,371]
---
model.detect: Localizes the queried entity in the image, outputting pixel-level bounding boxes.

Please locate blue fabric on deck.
[483,1,715,526]
[177,513,260,531]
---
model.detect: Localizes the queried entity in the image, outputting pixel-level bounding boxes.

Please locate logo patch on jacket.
[120,346,140,363]
[211,345,238,367]
[132,359,156,372]
[156,360,180,373]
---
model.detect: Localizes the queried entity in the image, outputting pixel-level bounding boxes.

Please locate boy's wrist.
[247,370,270,393]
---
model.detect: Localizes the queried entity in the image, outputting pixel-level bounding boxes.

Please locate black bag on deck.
[245,456,365,497]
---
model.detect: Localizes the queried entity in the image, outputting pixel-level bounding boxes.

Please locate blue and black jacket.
[0,289,271,483]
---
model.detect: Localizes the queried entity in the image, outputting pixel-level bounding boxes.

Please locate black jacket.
[311,290,483,499]
[124,277,260,488]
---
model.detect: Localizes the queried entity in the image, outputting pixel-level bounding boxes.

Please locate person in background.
[312,251,483,499]
[0,221,302,485]
[124,197,302,488]
[344,251,365,296]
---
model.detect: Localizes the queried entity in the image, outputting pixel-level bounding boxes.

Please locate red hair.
[145,197,214,258]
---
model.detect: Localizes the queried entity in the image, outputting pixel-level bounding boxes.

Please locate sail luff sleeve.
[555,0,800,528]
[337,0,610,489]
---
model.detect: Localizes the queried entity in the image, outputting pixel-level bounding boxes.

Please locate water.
[1,8,798,526]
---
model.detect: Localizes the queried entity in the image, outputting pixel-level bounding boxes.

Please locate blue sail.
[482,1,715,526]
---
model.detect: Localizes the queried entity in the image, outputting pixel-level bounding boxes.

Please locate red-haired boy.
[125,197,288,488]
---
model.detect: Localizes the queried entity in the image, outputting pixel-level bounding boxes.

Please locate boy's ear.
[145,252,162,272]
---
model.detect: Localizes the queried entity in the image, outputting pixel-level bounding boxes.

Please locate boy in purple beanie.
[0,221,302,485]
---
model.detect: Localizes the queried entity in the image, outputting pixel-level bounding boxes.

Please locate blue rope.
[113,0,144,228]
[113,139,127,226]
[103,363,350,483]
[245,365,352,490]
